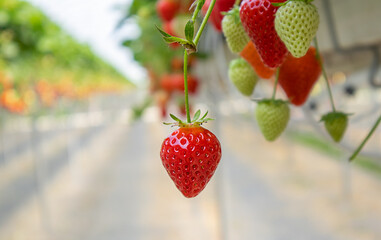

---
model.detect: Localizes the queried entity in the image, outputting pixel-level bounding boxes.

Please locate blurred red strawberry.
[160,73,199,94]
[157,0,181,22]
[278,46,321,106]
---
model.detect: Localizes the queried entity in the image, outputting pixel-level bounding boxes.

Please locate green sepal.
[163,110,214,127]
[320,111,351,122]
[253,98,289,106]
[272,0,314,7]
[170,114,182,122]
[222,6,240,24]
[192,109,201,122]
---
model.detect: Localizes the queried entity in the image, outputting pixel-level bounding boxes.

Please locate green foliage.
[120,0,183,76]
[0,0,128,85]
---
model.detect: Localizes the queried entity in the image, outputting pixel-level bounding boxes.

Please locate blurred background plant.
[0,0,130,116]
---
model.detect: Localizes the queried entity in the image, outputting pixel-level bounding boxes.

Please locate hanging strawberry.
[274,0,320,58]
[278,46,321,106]
[239,0,288,68]
[256,99,290,141]
[228,58,258,96]
[160,111,222,198]
[222,6,251,53]
[321,112,349,143]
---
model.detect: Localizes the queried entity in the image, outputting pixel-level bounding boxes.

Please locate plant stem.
[313,37,336,112]
[183,50,191,123]
[272,68,280,100]
[193,0,217,46]
[192,0,204,22]
[235,0,241,6]
[349,114,381,161]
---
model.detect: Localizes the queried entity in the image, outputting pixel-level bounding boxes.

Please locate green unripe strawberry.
[275,0,319,58]
[228,58,258,96]
[255,99,290,141]
[222,6,250,54]
[321,112,349,142]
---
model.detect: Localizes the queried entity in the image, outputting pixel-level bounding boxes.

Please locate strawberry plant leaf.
[185,20,195,42]
[155,25,172,38]
[163,36,190,45]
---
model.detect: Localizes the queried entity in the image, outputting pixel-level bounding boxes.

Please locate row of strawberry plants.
[0,0,130,116]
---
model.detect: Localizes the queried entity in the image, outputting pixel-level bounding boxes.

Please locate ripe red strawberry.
[240,41,276,79]
[278,46,321,106]
[160,121,222,198]
[239,0,288,68]
[157,0,181,22]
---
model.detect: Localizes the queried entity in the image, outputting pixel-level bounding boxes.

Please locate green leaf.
[185,20,195,42]
[162,36,189,45]
[155,25,172,38]
[192,109,201,122]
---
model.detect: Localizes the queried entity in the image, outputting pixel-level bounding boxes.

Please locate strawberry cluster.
[219,0,348,143]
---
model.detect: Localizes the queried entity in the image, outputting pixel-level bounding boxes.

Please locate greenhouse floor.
[0,115,380,240]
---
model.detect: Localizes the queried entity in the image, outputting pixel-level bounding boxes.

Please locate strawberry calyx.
[320,111,351,123]
[320,111,351,142]
[164,109,214,127]
[222,6,240,24]
[272,0,314,7]
[253,98,289,106]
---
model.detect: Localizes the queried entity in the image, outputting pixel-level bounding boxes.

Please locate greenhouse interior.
[0,0,380,239]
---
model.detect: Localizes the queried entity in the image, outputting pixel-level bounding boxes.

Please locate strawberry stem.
[183,0,217,123]
[313,37,337,112]
[234,0,241,6]
[194,0,217,46]
[349,114,381,162]
[183,50,191,123]
[191,0,203,22]
[272,68,280,100]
